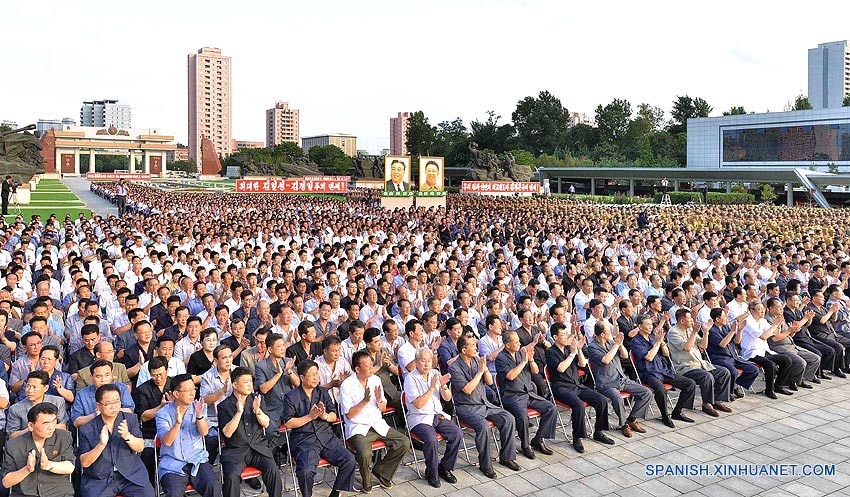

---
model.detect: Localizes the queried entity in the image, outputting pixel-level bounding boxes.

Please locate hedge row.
[547,193,653,204]
[650,192,755,204]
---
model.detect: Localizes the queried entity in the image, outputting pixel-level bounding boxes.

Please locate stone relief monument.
[468,142,532,182]
[0,125,44,183]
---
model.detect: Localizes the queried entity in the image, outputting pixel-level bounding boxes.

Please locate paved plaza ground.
[329,378,850,497]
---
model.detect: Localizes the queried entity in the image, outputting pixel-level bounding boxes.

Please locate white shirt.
[397,341,418,379]
[315,354,352,401]
[174,335,201,363]
[340,338,366,365]
[136,356,186,384]
[338,374,390,439]
[741,316,775,360]
[726,300,749,322]
[403,368,449,428]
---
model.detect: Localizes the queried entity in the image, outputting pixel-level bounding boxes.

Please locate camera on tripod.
[9,180,19,193]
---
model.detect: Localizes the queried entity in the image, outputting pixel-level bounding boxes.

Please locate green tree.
[308,145,350,174]
[168,159,198,174]
[722,106,747,116]
[469,111,515,154]
[668,95,712,134]
[507,149,534,166]
[432,117,470,166]
[595,99,633,156]
[511,90,570,155]
[633,104,665,134]
[760,183,777,204]
[792,95,813,111]
[562,123,599,156]
[405,110,436,157]
[844,95,850,107]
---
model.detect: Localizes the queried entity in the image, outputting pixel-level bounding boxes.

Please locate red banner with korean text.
[235,177,349,193]
[461,181,541,194]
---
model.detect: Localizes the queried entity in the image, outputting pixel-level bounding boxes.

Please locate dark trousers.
[551,386,610,437]
[777,350,807,386]
[501,395,557,447]
[456,406,516,470]
[711,357,760,389]
[84,471,155,497]
[683,367,731,405]
[1,194,7,215]
[293,437,355,497]
[204,434,219,464]
[141,446,157,487]
[409,417,463,478]
[643,374,696,416]
[222,449,281,497]
[797,340,834,373]
[117,195,127,215]
[749,353,792,393]
[161,462,221,497]
[348,428,409,489]
[811,335,846,371]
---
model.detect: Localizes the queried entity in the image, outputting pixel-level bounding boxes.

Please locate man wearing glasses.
[155,373,221,497]
[5,370,69,439]
[78,384,155,497]
[72,360,135,428]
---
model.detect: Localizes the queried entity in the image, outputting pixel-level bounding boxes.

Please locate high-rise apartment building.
[389,111,410,155]
[301,134,357,156]
[808,41,850,109]
[188,47,232,162]
[80,99,132,128]
[266,101,300,147]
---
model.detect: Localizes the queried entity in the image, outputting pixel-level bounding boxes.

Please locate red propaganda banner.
[86,172,152,181]
[235,177,349,194]
[461,181,541,194]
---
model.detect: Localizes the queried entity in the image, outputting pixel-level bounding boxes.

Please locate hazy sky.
[1,1,847,153]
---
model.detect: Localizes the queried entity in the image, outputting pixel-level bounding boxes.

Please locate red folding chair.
[280,425,335,497]
[216,428,265,494]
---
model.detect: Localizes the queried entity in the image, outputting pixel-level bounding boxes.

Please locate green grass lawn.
[30,192,79,201]
[4,179,92,221]
[4,207,92,222]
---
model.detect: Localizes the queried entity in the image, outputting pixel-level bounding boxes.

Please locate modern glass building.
[687,107,850,169]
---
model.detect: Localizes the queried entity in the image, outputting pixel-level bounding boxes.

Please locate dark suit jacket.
[384,181,409,192]
[77,412,149,497]
[217,393,274,461]
[1,429,75,497]
[494,349,546,407]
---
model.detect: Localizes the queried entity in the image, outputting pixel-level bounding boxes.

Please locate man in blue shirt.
[282,359,355,497]
[630,315,696,428]
[72,359,134,428]
[706,308,760,398]
[155,374,221,497]
[78,384,154,497]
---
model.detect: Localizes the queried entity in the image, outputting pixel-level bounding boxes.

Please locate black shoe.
[329,490,340,497]
[438,466,457,484]
[531,438,554,456]
[671,412,695,423]
[572,438,585,453]
[811,377,822,384]
[427,476,441,488]
[799,382,814,389]
[842,367,850,374]
[499,459,520,471]
[832,370,847,379]
[788,384,799,391]
[481,467,497,479]
[734,386,746,398]
[776,387,794,396]
[593,432,615,445]
[821,372,833,380]
[372,472,393,490]
[247,479,262,490]
[765,390,778,399]
[661,416,675,428]
[521,446,535,459]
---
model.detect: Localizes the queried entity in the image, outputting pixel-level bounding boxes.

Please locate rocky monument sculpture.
[468,142,532,182]
[0,125,44,183]
[234,153,323,178]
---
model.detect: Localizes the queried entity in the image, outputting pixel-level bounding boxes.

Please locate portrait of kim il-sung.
[384,156,411,191]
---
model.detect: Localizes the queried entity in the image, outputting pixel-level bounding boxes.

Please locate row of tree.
[405,91,850,169]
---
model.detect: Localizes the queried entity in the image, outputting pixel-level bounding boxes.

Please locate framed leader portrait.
[384,156,411,192]
[418,156,444,192]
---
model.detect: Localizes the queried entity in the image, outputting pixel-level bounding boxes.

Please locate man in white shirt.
[741,301,794,398]
[339,350,410,493]
[403,348,462,488]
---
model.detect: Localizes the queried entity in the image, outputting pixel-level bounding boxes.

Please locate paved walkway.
[61,177,118,217]
[310,379,850,497]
